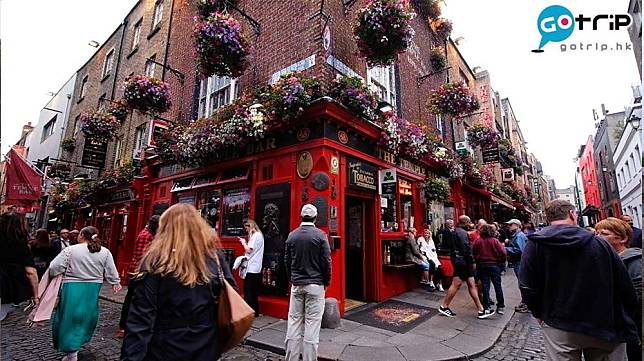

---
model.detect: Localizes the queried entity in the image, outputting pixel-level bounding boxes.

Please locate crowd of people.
[0,198,641,361]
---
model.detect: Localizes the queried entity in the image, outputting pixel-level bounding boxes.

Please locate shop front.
[141,100,441,319]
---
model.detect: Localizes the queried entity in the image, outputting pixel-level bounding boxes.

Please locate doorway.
[345,196,369,303]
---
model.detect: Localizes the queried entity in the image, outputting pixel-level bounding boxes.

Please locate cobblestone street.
[0,298,548,361]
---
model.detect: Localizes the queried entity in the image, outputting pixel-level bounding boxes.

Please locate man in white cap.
[505,218,529,312]
[284,204,332,361]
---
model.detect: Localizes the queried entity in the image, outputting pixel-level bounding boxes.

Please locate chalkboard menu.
[255,183,291,296]
[347,157,377,191]
[81,138,108,168]
[222,187,250,236]
[482,143,500,163]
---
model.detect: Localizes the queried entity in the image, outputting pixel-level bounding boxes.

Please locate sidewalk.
[101,272,523,361]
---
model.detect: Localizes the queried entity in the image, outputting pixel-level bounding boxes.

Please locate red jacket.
[472,237,506,266]
[128,227,154,274]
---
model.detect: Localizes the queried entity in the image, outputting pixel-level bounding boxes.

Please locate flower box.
[428,81,480,117]
[80,111,121,141]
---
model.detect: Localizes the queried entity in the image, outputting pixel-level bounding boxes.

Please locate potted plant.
[80,111,121,140]
[423,177,450,203]
[430,47,446,71]
[353,0,415,66]
[467,123,498,147]
[193,0,236,18]
[61,137,76,152]
[328,76,379,122]
[428,81,480,117]
[194,12,250,78]
[107,99,130,122]
[263,72,321,128]
[123,75,171,114]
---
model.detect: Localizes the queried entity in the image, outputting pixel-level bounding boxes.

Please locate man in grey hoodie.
[520,200,639,361]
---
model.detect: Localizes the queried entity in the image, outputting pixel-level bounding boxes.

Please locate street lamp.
[88,40,100,48]
[627,115,641,130]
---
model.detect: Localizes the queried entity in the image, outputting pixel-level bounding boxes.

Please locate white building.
[555,186,578,206]
[613,85,642,228]
[24,74,76,168]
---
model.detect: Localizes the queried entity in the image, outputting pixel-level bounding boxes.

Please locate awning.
[462,183,492,198]
[581,205,601,216]
[490,194,515,210]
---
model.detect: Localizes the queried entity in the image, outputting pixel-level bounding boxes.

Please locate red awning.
[490,194,515,210]
[3,149,43,205]
[462,183,492,198]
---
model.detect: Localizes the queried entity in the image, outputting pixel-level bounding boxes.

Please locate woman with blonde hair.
[240,219,264,317]
[49,226,121,361]
[121,203,237,361]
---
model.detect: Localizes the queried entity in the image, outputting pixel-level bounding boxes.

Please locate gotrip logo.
[533,5,632,53]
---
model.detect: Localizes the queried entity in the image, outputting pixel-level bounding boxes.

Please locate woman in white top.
[49,226,121,361]
[417,229,444,291]
[240,219,264,317]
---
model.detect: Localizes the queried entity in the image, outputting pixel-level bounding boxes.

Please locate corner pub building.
[142,98,457,318]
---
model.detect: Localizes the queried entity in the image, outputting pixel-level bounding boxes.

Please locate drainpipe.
[161,0,176,82]
[112,21,128,100]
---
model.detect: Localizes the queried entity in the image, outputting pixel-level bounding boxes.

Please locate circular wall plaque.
[338,130,349,144]
[311,172,330,191]
[297,152,313,179]
[297,128,310,142]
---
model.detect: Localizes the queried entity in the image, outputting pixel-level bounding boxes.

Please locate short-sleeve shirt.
[0,240,35,268]
[246,232,264,274]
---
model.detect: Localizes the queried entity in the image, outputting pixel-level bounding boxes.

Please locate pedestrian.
[520,200,639,361]
[469,219,487,243]
[438,215,494,319]
[418,228,444,291]
[116,215,160,337]
[596,217,642,361]
[121,204,237,361]
[240,219,264,317]
[504,218,529,313]
[438,219,456,254]
[620,214,642,249]
[284,204,331,361]
[0,211,39,321]
[30,228,56,279]
[52,229,71,255]
[68,229,80,245]
[405,227,430,284]
[472,224,506,315]
[50,226,121,361]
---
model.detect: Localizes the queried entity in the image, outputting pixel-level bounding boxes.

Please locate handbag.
[28,247,71,325]
[213,254,255,353]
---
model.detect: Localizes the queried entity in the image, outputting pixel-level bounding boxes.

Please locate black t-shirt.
[0,238,35,303]
[0,239,35,268]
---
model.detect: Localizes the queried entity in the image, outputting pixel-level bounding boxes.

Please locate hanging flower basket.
[411,0,441,20]
[194,12,250,78]
[431,18,452,40]
[428,81,480,117]
[123,75,171,114]
[329,76,379,121]
[353,0,415,67]
[61,138,76,152]
[467,123,498,147]
[107,99,130,122]
[264,72,321,128]
[96,161,135,189]
[430,47,446,71]
[193,0,236,18]
[80,111,121,140]
[423,177,450,203]
[378,115,429,160]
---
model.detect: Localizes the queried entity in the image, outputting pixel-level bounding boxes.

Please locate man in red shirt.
[116,215,160,337]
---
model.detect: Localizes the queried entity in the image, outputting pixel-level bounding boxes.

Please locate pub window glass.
[199,190,221,231]
[399,179,414,231]
[222,187,250,236]
[380,194,398,232]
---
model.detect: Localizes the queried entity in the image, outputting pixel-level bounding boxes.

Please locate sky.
[443,0,640,188]
[0,0,640,188]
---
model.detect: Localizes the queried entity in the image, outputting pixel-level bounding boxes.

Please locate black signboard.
[347,157,378,191]
[81,138,108,168]
[482,144,500,163]
[255,183,291,296]
[109,189,133,203]
[222,187,250,236]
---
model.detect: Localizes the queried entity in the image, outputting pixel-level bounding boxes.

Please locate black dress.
[0,238,35,304]
[120,253,237,361]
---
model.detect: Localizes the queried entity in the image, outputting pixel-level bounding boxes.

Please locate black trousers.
[119,279,139,331]
[244,272,262,317]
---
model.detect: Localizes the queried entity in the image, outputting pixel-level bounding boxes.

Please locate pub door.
[345,196,371,303]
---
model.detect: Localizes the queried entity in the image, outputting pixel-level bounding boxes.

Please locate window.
[74,114,81,134]
[113,138,123,167]
[367,65,397,110]
[459,69,469,86]
[436,114,444,138]
[132,19,142,50]
[98,93,107,111]
[152,1,164,29]
[145,55,156,77]
[626,161,631,179]
[197,75,238,118]
[80,75,88,99]
[629,154,637,176]
[41,115,57,142]
[133,124,148,159]
[102,49,115,78]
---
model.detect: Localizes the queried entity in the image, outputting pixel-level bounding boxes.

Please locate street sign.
[148,119,168,147]
[455,141,468,155]
[482,143,500,163]
[81,138,107,168]
[502,168,515,182]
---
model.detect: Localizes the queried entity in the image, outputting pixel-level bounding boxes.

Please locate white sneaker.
[438,284,445,292]
[429,281,435,288]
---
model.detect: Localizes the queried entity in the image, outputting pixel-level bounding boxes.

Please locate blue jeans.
[478,265,505,309]
[512,262,526,305]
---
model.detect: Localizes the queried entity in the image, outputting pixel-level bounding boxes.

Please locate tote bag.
[214,255,254,353]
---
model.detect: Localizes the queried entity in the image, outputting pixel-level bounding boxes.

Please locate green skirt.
[52,282,102,352]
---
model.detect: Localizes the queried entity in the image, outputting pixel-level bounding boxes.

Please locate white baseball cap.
[301,204,318,218]
[506,219,522,226]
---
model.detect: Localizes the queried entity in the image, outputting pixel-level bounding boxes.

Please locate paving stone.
[337,319,361,332]
[318,327,345,342]
[353,324,399,337]
[251,315,282,330]
[350,333,391,347]
[318,341,347,360]
[397,342,466,361]
[441,332,494,356]
[267,319,288,332]
[339,345,406,361]
[331,331,363,344]
[245,328,286,353]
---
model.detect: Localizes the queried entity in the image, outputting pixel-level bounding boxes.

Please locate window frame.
[132,123,148,159]
[152,1,164,29]
[113,138,123,167]
[132,19,142,50]
[79,75,89,100]
[145,55,157,77]
[366,64,397,111]
[102,49,115,79]
[197,75,238,118]
[41,115,57,143]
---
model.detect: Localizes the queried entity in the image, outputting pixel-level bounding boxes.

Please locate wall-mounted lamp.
[88,40,100,48]
[453,36,465,45]
[627,115,641,130]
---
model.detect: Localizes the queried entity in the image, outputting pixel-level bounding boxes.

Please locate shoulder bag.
[28,247,71,325]
[213,254,255,353]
